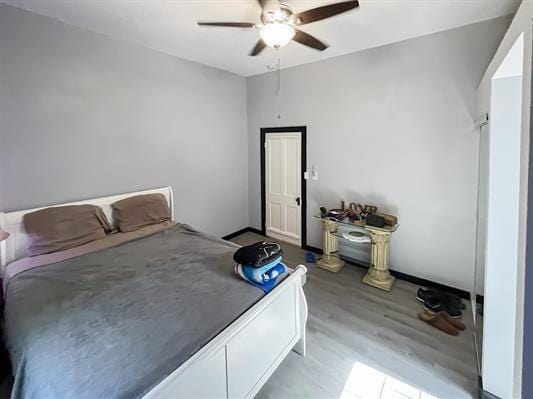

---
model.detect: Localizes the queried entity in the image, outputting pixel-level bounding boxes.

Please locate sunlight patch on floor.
[340,362,440,399]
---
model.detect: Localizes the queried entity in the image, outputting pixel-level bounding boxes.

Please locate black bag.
[366,213,386,228]
[233,241,283,268]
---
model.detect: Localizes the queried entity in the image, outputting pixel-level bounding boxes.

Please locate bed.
[0,187,308,399]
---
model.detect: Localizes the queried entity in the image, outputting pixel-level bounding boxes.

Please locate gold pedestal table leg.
[362,227,395,291]
[317,220,345,273]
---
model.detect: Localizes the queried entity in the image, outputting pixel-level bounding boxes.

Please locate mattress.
[3,223,276,399]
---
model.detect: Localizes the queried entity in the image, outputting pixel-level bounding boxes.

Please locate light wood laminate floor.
[230,232,478,399]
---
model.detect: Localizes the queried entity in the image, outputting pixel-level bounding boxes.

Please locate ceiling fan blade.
[258,0,280,12]
[197,22,256,28]
[295,1,359,25]
[249,40,267,56]
[293,30,329,51]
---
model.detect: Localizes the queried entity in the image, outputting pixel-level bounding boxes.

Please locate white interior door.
[265,132,302,246]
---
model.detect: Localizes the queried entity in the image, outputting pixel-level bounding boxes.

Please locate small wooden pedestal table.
[315,216,399,292]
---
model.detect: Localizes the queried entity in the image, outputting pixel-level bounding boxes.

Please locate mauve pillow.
[24,205,113,257]
[112,194,171,233]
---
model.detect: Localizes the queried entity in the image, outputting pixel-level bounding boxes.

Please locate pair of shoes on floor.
[416,288,464,318]
[418,310,465,336]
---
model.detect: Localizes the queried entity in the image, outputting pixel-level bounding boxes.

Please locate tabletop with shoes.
[416,288,466,336]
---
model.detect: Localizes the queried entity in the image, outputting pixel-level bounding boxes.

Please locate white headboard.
[0,186,174,272]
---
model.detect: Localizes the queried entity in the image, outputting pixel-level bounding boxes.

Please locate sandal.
[438,311,465,330]
[418,310,460,336]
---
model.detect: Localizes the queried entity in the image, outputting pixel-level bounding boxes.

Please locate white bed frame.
[0,187,308,399]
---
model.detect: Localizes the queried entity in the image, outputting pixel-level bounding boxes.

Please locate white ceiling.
[2,0,520,76]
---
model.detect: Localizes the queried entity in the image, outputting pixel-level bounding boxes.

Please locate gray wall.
[0,3,513,291]
[247,17,510,290]
[0,4,249,236]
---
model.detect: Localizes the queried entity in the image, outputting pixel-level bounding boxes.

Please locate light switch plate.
[304,171,309,180]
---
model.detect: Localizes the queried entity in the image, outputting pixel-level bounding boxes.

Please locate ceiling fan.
[198,0,359,56]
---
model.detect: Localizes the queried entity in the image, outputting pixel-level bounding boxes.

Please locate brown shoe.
[418,310,459,336]
[438,311,466,330]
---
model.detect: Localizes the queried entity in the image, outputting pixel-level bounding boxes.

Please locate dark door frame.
[260,126,307,249]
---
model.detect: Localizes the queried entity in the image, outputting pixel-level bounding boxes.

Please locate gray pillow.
[112,194,171,233]
[24,205,113,256]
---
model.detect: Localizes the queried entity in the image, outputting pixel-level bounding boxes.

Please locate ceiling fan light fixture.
[198,1,359,56]
[259,23,295,49]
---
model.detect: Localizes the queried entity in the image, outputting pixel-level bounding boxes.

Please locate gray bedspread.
[4,224,266,399]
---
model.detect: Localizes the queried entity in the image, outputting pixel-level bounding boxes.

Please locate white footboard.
[143,265,308,399]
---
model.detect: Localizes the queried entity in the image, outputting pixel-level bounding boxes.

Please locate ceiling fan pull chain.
[276,56,281,96]
[275,56,282,120]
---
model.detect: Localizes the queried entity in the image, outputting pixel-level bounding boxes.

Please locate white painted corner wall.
[476,1,533,397]
[483,69,523,399]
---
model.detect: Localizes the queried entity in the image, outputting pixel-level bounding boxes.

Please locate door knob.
[296,197,301,206]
